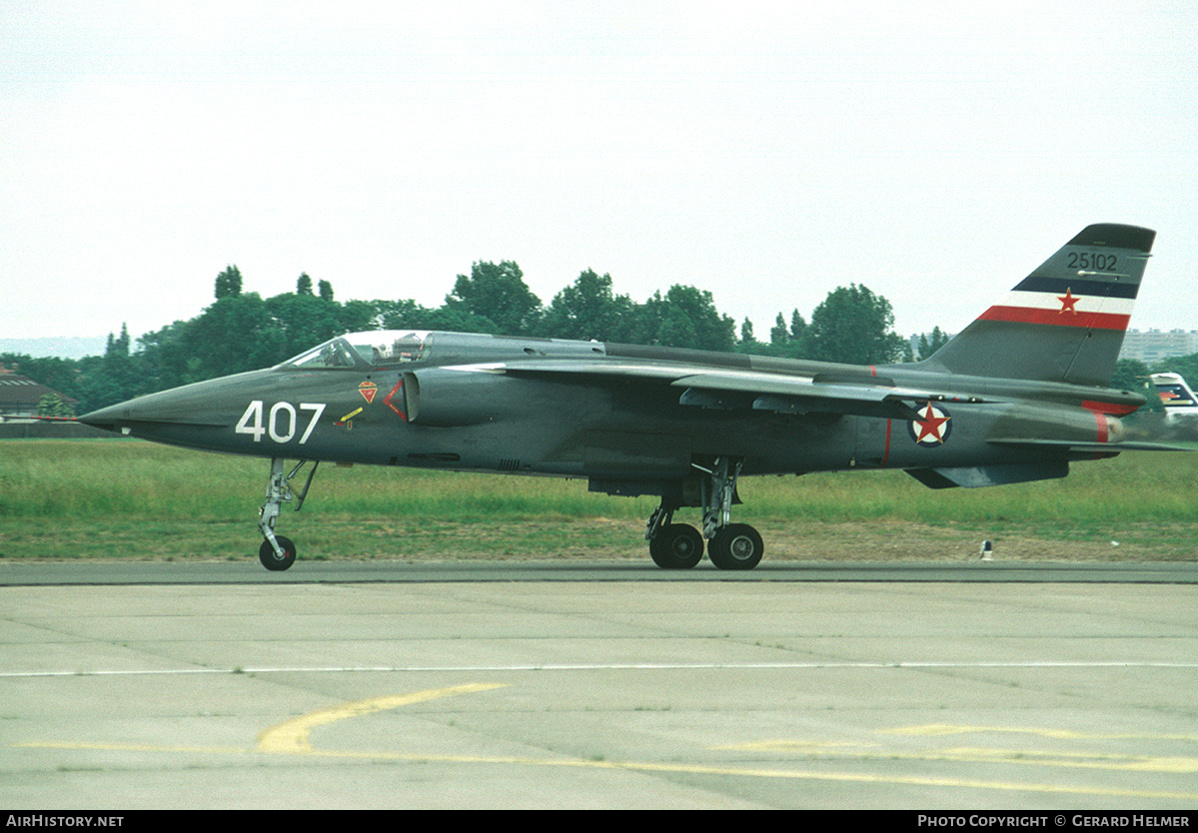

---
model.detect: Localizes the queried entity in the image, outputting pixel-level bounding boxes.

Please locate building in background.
[0,364,77,420]
[1119,330,1198,364]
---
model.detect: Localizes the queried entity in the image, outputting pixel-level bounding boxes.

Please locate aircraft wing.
[454,359,970,420]
[668,370,940,419]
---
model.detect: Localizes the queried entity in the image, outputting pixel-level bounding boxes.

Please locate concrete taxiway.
[2,561,1197,809]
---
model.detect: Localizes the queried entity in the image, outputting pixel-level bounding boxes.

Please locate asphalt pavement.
[2,560,1197,809]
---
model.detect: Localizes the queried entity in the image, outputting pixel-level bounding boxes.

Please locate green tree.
[737,317,761,353]
[916,326,950,360]
[541,269,626,341]
[376,298,495,334]
[612,290,666,345]
[655,285,736,351]
[656,305,699,348]
[790,310,807,344]
[430,298,509,333]
[769,313,790,348]
[37,393,73,418]
[183,293,285,378]
[74,327,137,411]
[296,273,314,295]
[268,292,344,359]
[733,318,761,352]
[802,284,905,365]
[449,261,542,335]
[338,299,377,332]
[135,320,191,392]
[214,265,243,299]
[375,298,431,330]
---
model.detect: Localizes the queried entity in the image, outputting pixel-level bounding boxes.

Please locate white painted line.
[3,660,1198,678]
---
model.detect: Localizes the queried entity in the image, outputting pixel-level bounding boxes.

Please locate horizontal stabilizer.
[988,437,1194,453]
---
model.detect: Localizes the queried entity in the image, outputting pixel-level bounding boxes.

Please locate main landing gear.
[257,458,318,571]
[645,457,764,570]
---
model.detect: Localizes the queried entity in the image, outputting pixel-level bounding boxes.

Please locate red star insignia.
[914,403,950,444]
[1057,287,1079,315]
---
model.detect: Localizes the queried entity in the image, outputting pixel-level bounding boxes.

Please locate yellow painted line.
[15,739,1198,802]
[716,742,1198,775]
[933,748,1198,774]
[339,407,364,422]
[257,682,509,754]
[717,725,1198,775]
[20,705,1198,803]
[886,723,1198,743]
[16,741,248,755]
[713,739,879,753]
[884,723,1198,741]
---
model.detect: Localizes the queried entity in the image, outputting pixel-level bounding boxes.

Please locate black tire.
[707,524,763,570]
[649,524,704,569]
[259,536,297,571]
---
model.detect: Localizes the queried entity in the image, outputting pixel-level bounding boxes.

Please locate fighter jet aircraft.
[82,223,1178,571]
[1151,372,1198,421]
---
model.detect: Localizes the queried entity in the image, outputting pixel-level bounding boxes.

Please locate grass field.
[1,439,1195,563]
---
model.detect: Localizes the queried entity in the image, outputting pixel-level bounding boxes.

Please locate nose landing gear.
[257,458,318,571]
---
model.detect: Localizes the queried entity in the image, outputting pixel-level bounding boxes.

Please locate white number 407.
[236,401,326,444]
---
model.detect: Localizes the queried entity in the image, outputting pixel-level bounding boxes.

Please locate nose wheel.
[259,536,297,571]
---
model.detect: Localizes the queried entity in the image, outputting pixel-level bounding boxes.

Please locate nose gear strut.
[257,457,318,571]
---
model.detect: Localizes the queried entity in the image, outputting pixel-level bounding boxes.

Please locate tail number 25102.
[236,401,326,444]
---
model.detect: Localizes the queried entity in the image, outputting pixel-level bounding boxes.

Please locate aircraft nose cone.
[78,403,126,432]
[78,393,185,431]
[76,369,275,440]
[78,394,196,435]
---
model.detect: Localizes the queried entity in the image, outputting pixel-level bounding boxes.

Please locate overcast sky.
[3,1,1196,348]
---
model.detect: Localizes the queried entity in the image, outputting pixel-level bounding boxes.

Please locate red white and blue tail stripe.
[977,276,1138,332]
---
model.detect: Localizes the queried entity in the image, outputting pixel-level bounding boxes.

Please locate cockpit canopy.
[283,331,429,370]
[281,329,606,370]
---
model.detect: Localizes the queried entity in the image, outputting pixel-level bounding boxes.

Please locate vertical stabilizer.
[927,224,1155,386]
